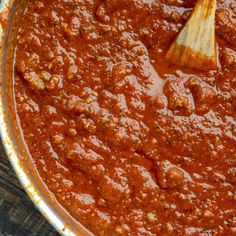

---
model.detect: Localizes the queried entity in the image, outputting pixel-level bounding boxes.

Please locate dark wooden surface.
[0,140,59,236]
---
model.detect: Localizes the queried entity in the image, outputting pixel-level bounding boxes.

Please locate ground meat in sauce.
[13,0,236,235]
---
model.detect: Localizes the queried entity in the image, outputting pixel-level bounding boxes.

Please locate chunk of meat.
[66,142,103,173]
[216,9,236,47]
[185,78,216,115]
[78,117,97,134]
[63,93,99,115]
[166,167,184,187]
[16,59,60,91]
[98,168,131,203]
[227,167,236,185]
[22,71,45,90]
[67,16,81,36]
[112,62,132,81]
[156,161,185,189]
[164,79,193,116]
[220,48,236,68]
[129,165,158,193]
[168,95,193,116]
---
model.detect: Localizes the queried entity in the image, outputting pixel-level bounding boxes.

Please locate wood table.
[0,140,59,236]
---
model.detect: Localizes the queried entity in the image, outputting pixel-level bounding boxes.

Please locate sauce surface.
[13,0,236,235]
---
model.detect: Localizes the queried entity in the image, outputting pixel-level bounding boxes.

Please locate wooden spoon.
[166,0,217,71]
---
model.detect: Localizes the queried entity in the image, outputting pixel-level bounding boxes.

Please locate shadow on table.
[0,140,59,236]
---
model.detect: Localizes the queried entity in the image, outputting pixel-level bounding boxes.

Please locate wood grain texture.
[0,140,59,236]
[166,0,217,70]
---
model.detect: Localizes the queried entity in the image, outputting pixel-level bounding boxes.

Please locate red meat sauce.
[13,0,236,235]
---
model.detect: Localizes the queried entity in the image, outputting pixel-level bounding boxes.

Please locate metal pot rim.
[0,1,80,235]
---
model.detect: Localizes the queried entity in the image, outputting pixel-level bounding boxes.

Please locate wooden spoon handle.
[166,0,217,70]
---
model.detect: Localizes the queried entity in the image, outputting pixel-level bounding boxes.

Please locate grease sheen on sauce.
[13,0,236,235]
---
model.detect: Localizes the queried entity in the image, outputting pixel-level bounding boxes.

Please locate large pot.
[0,1,91,235]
